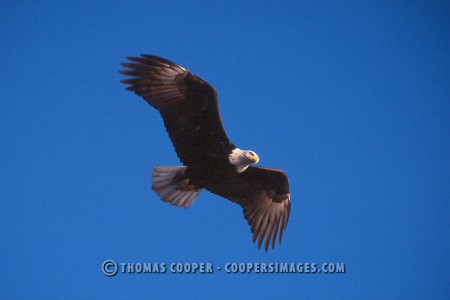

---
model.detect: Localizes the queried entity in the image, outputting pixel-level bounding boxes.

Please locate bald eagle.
[120,55,291,251]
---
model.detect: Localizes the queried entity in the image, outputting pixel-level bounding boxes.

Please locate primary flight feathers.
[120,54,291,251]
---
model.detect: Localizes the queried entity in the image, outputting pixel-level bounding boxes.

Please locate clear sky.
[1,1,449,299]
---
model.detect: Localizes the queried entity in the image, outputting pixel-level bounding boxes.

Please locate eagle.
[120,54,291,251]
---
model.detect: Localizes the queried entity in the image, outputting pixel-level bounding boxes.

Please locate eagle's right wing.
[120,54,234,165]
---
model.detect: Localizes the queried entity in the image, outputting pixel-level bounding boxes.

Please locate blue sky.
[1,1,449,299]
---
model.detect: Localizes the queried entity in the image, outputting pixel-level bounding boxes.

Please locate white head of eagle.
[229,148,260,173]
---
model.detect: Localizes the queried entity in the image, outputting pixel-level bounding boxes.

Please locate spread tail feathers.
[151,166,202,208]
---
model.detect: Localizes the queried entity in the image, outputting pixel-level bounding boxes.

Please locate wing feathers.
[244,191,291,251]
[206,166,291,251]
[120,54,233,166]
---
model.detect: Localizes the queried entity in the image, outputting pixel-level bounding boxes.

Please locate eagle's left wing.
[205,166,291,251]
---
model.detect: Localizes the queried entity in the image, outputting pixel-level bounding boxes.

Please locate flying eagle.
[120,54,291,251]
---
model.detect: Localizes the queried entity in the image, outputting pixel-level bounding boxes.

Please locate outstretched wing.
[120,54,234,166]
[205,166,291,251]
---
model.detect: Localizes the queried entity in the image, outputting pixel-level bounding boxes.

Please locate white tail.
[151,166,202,208]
